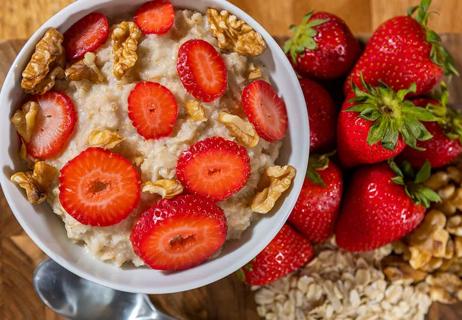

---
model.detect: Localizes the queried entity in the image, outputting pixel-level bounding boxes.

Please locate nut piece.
[382,257,427,283]
[185,100,207,122]
[251,165,296,214]
[142,179,183,199]
[112,21,142,79]
[10,161,57,204]
[11,101,39,143]
[65,52,105,83]
[207,8,266,56]
[21,28,65,94]
[247,63,262,80]
[218,111,259,148]
[88,129,124,149]
[426,273,462,304]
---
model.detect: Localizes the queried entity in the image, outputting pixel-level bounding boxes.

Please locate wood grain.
[1,0,461,40]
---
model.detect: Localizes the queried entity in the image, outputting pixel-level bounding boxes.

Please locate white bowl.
[0,0,309,293]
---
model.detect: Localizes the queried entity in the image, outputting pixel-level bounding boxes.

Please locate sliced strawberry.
[242,80,288,142]
[128,81,178,140]
[130,194,227,271]
[177,39,228,103]
[64,12,109,60]
[26,91,77,159]
[241,224,314,286]
[176,137,250,201]
[59,148,141,227]
[134,0,175,35]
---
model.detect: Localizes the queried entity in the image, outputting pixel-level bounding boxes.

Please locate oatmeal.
[12,6,288,268]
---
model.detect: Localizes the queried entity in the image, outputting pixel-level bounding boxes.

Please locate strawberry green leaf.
[415,160,432,184]
[306,152,334,187]
[307,168,325,187]
[235,269,246,282]
[390,159,441,208]
[284,12,328,63]
[348,81,436,150]
[408,0,459,76]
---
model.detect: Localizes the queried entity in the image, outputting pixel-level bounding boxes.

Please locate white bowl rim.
[0,0,309,294]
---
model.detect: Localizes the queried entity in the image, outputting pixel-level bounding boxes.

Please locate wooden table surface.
[1,1,462,319]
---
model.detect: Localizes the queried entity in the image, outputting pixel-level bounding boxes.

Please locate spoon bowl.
[33,259,174,320]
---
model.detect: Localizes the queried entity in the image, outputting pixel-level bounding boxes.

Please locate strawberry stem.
[306,152,334,187]
[425,82,462,143]
[348,78,437,150]
[408,0,459,76]
[284,12,328,63]
[389,159,441,208]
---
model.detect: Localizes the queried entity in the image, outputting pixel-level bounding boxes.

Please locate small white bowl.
[0,0,309,293]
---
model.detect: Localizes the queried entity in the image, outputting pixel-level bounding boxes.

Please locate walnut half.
[11,162,57,204]
[88,129,124,149]
[112,21,142,79]
[218,111,259,148]
[251,165,296,214]
[21,28,65,94]
[207,8,266,56]
[11,101,39,143]
[65,52,105,83]
[142,179,184,199]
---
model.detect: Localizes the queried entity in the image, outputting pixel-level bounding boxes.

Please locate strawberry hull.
[337,99,406,167]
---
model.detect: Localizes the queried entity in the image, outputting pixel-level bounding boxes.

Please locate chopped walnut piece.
[426,273,462,304]
[65,52,105,83]
[185,100,207,122]
[218,111,259,148]
[21,28,65,94]
[383,257,427,283]
[142,179,183,199]
[88,129,124,149]
[251,165,296,214]
[112,21,142,79]
[447,215,462,236]
[206,8,266,56]
[11,101,39,143]
[10,161,57,204]
[247,63,262,80]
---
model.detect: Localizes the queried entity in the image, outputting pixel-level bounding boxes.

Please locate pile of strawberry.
[242,0,462,286]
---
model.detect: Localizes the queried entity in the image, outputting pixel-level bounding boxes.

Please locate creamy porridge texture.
[11,5,291,269]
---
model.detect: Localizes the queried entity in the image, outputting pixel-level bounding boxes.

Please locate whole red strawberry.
[337,81,436,167]
[284,12,359,80]
[300,79,337,152]
[335,160,440,252]
[400,95,462,168]
[240,224,314,286]
[288,154,343,243]
[344,0,458,96]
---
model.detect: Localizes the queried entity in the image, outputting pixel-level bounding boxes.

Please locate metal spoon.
[33,259,175,320]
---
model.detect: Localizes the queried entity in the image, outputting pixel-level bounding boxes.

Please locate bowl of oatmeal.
[0,0,309,293]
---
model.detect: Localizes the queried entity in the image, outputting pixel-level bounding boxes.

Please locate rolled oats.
[112,21,142,79]
[251,165,296,214]
[206,8,266,56]
[21,28,65,94]
[254,245,431,320]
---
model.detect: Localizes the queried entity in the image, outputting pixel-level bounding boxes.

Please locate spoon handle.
[136,295,177,320]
